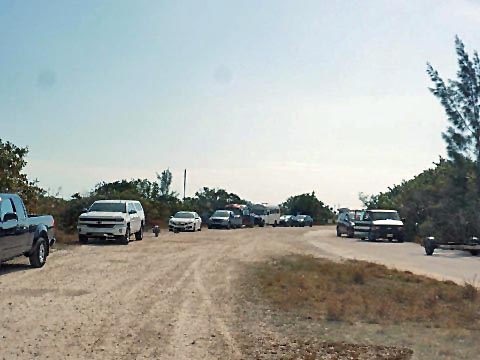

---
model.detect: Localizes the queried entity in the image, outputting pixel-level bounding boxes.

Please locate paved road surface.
[307,226,480,285]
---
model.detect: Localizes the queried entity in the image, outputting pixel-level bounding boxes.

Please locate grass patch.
[55,229,79,245]
[254,255,480,329]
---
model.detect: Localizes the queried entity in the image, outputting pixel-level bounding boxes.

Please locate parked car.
[208,210,242,229]
[169,211,202,232]
[354,209,404,242]
[293,215,314,227]
[252,213,265,227]
[77,200,145,245]
[0,194,55,268]
[225,204,254,227]
[279,215,295,227]
[336,210,358,238]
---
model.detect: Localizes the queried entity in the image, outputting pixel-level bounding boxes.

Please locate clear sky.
[1,0,480,208]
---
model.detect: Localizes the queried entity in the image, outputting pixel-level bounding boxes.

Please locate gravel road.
[0,226,477,359]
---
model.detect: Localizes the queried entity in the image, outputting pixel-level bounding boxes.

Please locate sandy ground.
[0,226,477,359]
[0,226,317,360]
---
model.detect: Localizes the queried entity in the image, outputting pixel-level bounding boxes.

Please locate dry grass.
[253,255,480,329]
[55,229,79,245]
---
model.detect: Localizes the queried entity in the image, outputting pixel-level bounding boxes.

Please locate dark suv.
[336,211,356,238]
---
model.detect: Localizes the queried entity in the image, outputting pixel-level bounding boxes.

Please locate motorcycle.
[152,225,160,237]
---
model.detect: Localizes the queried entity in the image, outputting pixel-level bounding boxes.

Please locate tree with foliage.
[427,36,480,193]
[282,192,334,224]
[157,169,176,198]
[0,139,44,210]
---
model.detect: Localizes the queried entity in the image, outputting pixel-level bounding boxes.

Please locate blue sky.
[2,0,480,207]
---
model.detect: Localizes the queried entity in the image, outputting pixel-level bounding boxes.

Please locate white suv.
[77,200,145,245]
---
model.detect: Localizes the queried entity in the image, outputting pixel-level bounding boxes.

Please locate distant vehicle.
[252,213,265,227]
[336,210,362,238]
[354,209,404,242]
[251,203,281,226]
[77,200,145,245]
[0,194,55,268]
[293,215,314,227]
[208,210,242,229]
[225,204,254,227]
[423,236,480,256]
[169,211,202,232]
[279,215,295,227]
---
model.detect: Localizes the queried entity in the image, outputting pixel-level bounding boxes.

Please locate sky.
[1,0,480,208]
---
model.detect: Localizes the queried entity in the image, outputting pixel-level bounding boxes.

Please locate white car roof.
[369,209,398,213]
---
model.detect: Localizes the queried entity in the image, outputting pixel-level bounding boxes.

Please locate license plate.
[387,234,394,238]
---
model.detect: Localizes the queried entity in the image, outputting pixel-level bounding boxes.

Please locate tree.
[282,192,334,224]
[157,169,178,199]
[427,36,480,193]
[0,139,44,209]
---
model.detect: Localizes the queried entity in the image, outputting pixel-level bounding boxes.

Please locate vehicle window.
[213,210,230,217]
[175,212,194,218]
[89,202,127,213]
[371,212,400,221]
[135,203,143,211]
[0,199,15,221]
[11,197,27,220]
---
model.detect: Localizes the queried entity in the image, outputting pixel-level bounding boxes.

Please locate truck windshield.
[89,203,126,213]
[371,212,400,221]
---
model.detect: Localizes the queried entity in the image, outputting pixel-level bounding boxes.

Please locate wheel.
[336,227,341,237]
[397,238,404,243]
[29,238,47,268]
[208,225,212,229]
[470,250,479,256]
[425,246,435,256]
[273,221,277,227]
[198,224,202,231]
[135,226,143,240]
[367,233,376,242]
[193,224,196,232]
[79,235,88,244]
[309,223,313,227]
[120,227,130,245]
[226,223,231,230]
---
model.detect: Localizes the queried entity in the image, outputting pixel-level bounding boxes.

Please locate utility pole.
[183,169,187,201]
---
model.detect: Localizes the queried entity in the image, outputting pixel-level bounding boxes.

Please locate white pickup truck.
[77,200,145,245]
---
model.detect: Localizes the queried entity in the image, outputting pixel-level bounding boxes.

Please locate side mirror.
[170,215,173,219]
[81,208,89,213]
[3,212,18,222]
[129,209,137,215]
[401,218,406,223]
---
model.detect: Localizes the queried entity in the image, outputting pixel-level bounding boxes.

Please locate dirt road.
[0,226,478,359]
[0,227,317,360]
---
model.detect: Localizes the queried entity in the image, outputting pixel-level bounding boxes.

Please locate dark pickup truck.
[0,194,55,268]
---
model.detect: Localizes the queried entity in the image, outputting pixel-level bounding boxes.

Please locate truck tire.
[79,235,88,244]
[367,233,376,242]
[470,250,479,256]
[29,238,47,268]
[135,226,143,241]
[336,227,341,237]
[120,226,130,245]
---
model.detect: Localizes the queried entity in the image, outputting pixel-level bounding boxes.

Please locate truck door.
[0,198,23,260]
[11,196,31,251]
[128,203,141,233]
